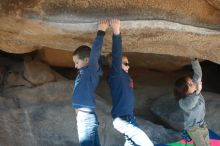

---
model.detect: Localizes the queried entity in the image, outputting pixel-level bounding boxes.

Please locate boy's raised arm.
[110,19,122,73]
[191,58,203,94]
[89,20,109,73]
[192,58,202,83]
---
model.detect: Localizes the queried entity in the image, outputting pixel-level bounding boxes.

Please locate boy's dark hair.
[72,45,91,60]
[174,75,191,101]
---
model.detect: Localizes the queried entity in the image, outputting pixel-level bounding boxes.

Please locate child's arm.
[88,20,109,73]
[192,58,202,83]
[110,19,122,74]
[191,58,202,94]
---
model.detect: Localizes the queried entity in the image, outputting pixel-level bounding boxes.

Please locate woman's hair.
[174,75,191,101]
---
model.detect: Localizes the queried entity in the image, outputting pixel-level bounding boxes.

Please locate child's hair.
[174,75,191,101]
[72,45,91,60]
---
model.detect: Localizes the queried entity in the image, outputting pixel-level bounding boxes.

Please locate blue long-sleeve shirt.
[179,59,206,130]
[72,31,105,110]
[107,34,135,118]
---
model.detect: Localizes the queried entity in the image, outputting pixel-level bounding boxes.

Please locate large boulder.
[4,71,33,88]
[23,59,56,85]
[206,0,220,10]
[0,0,220,70]
[0,80,181,145]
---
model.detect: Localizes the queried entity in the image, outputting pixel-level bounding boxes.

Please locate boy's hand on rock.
[98,20,109,32]
[110,19,120,35]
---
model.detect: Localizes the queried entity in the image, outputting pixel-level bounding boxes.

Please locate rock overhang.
[0,0,220,70]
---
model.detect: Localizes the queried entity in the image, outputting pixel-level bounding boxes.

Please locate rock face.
[23,59,56,85]
[0,0,220,70]
[0,1,220,145]
[0,80,181,146]
[0,56,184,145]
[206,0,220,10]
[0,53,220,145]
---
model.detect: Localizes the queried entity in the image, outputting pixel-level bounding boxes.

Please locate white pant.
[113,117,154,146]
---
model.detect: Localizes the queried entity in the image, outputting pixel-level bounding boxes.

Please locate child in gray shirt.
[174,58,210,146]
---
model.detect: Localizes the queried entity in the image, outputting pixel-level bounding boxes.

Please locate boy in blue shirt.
[107,19,154,146]
[72,20,109,146]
